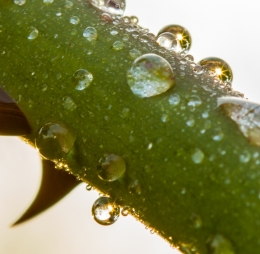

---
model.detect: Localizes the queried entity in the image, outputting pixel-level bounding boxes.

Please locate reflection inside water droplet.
[36,122,76,161]
[97,154,126,181]
[89,0,125,16]
[127,54,175,98]
[73,69,93,90]
[92,196,120,225]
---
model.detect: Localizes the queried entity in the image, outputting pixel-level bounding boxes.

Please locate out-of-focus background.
[1,0,260,253]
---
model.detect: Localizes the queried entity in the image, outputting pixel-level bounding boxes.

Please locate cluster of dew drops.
[13,0,237,252]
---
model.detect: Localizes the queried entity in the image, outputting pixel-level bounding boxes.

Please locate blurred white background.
[1,0,260,253]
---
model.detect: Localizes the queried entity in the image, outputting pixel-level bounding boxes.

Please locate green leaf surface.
[1,1,260,253]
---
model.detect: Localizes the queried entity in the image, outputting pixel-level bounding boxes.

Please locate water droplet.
[89,0,125,16]
[27,27,38,40]
[43,0,53,4]
[212,128,224,141]
[110,28,118,35]
[192,148,204,164]
[240,150,251,163]
[112,41,124,50]
[65,0,73,8]
[129,179,141,195]
[189,213,202,229]
[169,94,181,106]
[127,54,175,98]
[147,143,153,150]
[36,122,76,160]
[129,49,141,59]
[202,111,209,118]
[63,96,77,111]
[14,0,26,5]
[130,16,138,24]
[161,114,169,123]
[186,116,195,127]
[121,206,130,216]
[193,65,204,74]
[70,16,80,25]
[92,196,120,226]
[158,24,192,53]
[83,27,98,42]
[188,96,202,109]
[86,184,92,191]
[207,234,235,254]
[199,57,233,83]
[73,69,93,90]
[185,54,194,62]
[56,12,62,17]
[156,32,178,50]
[97,154,126,181]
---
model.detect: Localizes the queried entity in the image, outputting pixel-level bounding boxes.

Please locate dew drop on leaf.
[158,24,192,53]
[63,96,77,111]
[36,122,76,160]
[14,0,26,5]
[156,32,178,50]
[112,41,124,50]
[121,206,130,216]
[27,27,38,40]
[97,154,126,181]
[127,54,175,98]
[92,196,120,226]
[192,148,204,164]
[199,57,233,83]
[89,0,125,16]
[207,234,235,254]
[83,27,98,42]
[70,16,80,25]
[73,69,93,90]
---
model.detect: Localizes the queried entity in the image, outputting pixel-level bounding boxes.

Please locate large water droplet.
[36,122,76,160]
[207,234,235,254]
[83,27,98,42]
[14,0,26,5]
[158,24,192,53]
[156,32,178,50]
[89,0,125,16]
[192,148,204,164]
[199,57,233,83]
[27,27,38,40]
[73,69,93,90]
[97,154,126,181]
[127,54,175,98]
[92,196,120,226]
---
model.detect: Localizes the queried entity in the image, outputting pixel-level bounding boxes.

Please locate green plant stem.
[1,1,260,253]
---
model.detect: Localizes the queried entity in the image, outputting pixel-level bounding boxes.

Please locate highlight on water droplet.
[70,16,80,25]
[192,148,204,164]
[156,32,178,50]
[121,206,130,216]
[86,184,93,191]
[35,122,76,160]
[127,54,175,98]
[83,27,98,42]
[14,0,26,5]
[97,154,126,181]
[158,24,192,53]
[199,57,233,83]
[92,196,120,226]
[27,27,39,40]
[207,234,235,254]
[89,0,125,16]
[73,69,93,90]
[63,96,77,111]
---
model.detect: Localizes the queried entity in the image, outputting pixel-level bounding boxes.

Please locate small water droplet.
[158,24,192,53]
[110,28,118,35]
[147,143,153,150]
[161,114,169,123]
[156,32,178,50]
[130,16,138,24]
[14,0,26,5]
[186,116,195,127]
[192,148,204,164]
[63,96,77,111]
[56,12,62,17]
[199,57,233,83]
[189,213,202,229]
[202,111,209,118]
[43,0,53,4]
[121,206,130,216]
[27,27,38,40]
[129,49,141,59]
[73,69,93,90]
[185,54,194,62]
[92,196,120,226]
[207,234,235,254]
[129,179,141,195]
[65,0,73,8]
[112,41,124,50]
[83,27,98,42]
[188,95,202,107]
[70,16,80,25]
[240,150,251,163]
[127,54,175,98]
[86,184,92,191]
[212,128,224,141]
[36,122,76,160]
[97,154,126,181]
[169,93,181,106]
[193,65,204,74]
[89,0,125,16]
